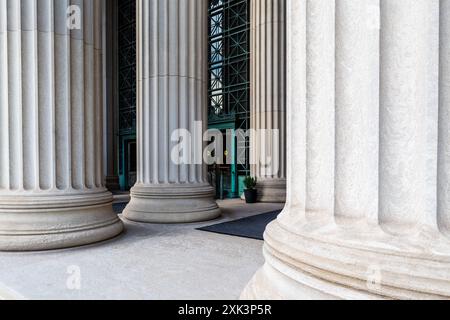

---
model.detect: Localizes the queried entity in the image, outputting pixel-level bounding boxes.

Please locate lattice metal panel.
[208,0,251,176]
[209,0,250,122]
[118,0,136,135]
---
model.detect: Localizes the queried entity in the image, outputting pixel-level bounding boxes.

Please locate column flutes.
[250,0,287,203]
[0,0,123,251]
[380,0,440,234]
[104,0,120,191]
[244,0,450,300]
[439,0,450,232]
[305,0,335,219]
[124,0,220,223]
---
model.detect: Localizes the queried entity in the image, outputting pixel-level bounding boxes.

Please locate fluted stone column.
[439,0,450,233]
[250,0,286,203]
[123,0,220,223]
[243,0,450,299]
[0,0,123,251]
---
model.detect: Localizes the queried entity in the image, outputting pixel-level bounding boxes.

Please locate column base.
[105,175,121,191]
[242,213,450,300]
[256,179,286,203]
[0,190,124,251]
[123,183,221,224]
[242,263,350,300]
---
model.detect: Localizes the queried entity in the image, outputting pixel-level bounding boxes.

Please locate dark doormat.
[113,202,129,214]
[197,210,282,240]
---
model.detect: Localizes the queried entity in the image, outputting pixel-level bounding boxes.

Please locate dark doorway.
[117,0,137,190]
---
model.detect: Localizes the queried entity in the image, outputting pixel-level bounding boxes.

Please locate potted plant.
[243,176,258,204]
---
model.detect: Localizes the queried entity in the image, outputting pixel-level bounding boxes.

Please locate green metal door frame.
[208,122,239,198]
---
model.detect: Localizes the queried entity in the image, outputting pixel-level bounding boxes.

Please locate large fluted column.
[123,0,220,223]
[243,0,450,299]
[250,0,286,203]
[0,0,123,251]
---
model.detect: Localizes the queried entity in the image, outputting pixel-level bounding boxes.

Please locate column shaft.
[305,0,335,219]
[104,0,120,191]
[335,0,380,223]
[380,0,440,233]
[124,0,220,223]
[439,0,450,232]
[0,0,8,190]
[250,0,287,203]
[0,0,123,251]
[244,0,450,300]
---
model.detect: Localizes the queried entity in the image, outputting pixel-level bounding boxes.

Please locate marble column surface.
[104,0,120,192]
[123,0,220,223]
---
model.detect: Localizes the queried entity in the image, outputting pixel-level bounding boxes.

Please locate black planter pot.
[244,189,258,204]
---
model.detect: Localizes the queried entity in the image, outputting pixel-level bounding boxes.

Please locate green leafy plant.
[243,176,257,190]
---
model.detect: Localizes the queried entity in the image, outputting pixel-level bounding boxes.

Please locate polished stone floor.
[0,200,284,300]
